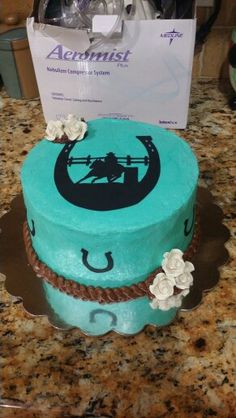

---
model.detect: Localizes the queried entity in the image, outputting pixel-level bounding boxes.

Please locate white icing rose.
[45,120,64,141]
[184,261,195,273]
[175,270,194,290]
[151,289,189,311]
[174,261,194,290]
[149,272,175,301]
[158,292,183,311]
[150,297,159,310]
[150,248,195,311]
[66,114,78,122]
[180,288,190,297]
[64,117,87,141]
[162,249,185,278]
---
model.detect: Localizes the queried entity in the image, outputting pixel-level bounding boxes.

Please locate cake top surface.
[21,118,198,232]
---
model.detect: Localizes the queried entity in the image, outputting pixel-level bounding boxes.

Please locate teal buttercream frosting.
[43,282,178,335]
[21,119,198,290]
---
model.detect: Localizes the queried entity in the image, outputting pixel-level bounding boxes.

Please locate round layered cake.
[21,118,199,335]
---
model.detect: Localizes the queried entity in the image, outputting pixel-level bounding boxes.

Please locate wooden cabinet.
[0,0,34,33]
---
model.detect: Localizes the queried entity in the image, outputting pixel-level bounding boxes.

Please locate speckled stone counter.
[0,80,235,418]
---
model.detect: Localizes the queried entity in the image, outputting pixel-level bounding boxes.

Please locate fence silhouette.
[67,155,149,167]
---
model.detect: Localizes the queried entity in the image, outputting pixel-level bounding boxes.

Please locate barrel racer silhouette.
[54,136,161,211]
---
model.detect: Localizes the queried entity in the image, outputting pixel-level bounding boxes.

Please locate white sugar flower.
[158,291,186,311]
[66,114,78,122]
[162,249,185,278]
[180,288,190,298]
[184,261,195,273]
[64,115,87,141]
[45,120,64,141]
[149,272,175,301]
[175,262,194,290]
[149,248,195,311]
[150,289,190,311]
[158,295,181,311]
[150,297,160,309]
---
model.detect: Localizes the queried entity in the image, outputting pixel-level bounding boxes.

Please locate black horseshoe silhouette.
[89,309,117,326]
[81,249,114,273]
[184,206,195,236]
[54,136,161,211]
[28,219,35,236]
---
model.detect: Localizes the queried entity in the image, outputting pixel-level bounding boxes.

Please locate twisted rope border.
[23,218,200,304]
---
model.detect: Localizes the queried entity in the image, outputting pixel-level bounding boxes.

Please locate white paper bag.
[27,16,196,128]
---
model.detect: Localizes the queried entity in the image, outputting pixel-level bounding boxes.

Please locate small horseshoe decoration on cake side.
[28,219,36,236]
[89,309,118,326]
[184,206,196,236]
[81,249,114,273]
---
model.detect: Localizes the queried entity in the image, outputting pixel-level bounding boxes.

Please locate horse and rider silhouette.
[77,152,126,184]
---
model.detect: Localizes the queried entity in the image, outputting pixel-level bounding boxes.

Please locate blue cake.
[21,117,199,335]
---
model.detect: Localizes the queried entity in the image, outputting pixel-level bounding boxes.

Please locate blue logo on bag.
[160,29,183,45]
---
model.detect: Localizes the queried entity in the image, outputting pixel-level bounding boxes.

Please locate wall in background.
[193,0,236,78]
[0,0,33,34]
[0,0,235,79]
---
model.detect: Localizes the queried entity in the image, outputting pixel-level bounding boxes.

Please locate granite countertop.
[0,80,235,418]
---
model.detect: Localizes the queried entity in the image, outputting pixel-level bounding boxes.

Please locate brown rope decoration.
[51,134,71,144]
[23,218,200,304]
